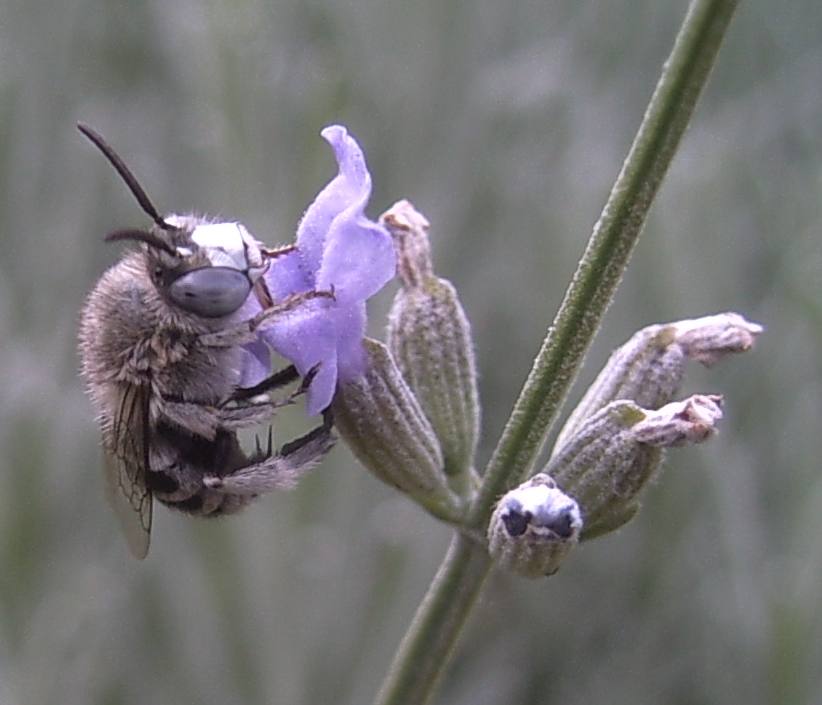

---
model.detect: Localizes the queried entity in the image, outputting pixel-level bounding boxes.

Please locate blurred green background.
[1,0,820,703]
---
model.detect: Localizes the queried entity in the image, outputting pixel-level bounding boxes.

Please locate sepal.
[546,395,724,540]
[554,312,761,454]
[332,337,463,521]
[383,201,480,494]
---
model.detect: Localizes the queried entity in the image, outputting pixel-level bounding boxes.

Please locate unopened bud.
[382,201,480,494]
[554,312,761,454]
[382,200,434,287]
[488,473,582,578]
[546,395,724,540]
[631,394,723,446]
[671,313,763,366]
[332,337,463,522]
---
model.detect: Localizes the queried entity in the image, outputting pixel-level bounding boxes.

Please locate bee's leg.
[155,398,223,440]
[229,362,319,401]
[198,291,334,348]
[230,364,301,400]
[216,364,321,427]
[226,363,319,403]
[202,411,335,495]
[158,365,319,438]
[215,399,290,429]
[158,397,282,438]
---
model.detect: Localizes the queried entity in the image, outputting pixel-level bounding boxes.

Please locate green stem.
[374,535,491,705]
[374,1,740,704]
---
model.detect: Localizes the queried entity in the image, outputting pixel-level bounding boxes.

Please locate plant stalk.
[374,1,740,703]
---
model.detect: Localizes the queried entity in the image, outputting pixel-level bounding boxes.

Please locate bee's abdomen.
[158,491,205,514]
[149,466,256,516]
[150,422,256,517]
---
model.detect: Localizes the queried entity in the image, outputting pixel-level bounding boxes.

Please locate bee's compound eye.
[167,267,251,318]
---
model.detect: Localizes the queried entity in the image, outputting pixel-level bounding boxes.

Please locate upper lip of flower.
[237,124,396,415]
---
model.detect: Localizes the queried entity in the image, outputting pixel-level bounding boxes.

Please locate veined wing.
[102,382,152,559]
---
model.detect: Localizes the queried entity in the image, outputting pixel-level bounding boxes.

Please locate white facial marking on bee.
[191,222,249,270]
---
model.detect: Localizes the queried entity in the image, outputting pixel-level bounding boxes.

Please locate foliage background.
[1,1,820,703]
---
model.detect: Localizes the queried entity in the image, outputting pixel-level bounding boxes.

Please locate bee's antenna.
[77,123,176,232]
[104,228,178,256]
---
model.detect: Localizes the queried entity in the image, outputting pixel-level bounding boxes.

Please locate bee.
[77,124,334,558]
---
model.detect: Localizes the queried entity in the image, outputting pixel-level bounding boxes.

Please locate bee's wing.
[102,382,153,559]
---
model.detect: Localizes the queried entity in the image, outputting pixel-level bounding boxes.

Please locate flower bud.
[631,393,723,446]
[332,337,463,521]
[382,201,480,494]
[671,313,763,366]
[554,312,761,455]
[488,473,582,578]
[546,395,724,540]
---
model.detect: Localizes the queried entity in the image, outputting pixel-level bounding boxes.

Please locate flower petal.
[296,125,372,276]
[238,338,273,388]
[334,302,367,382]
[316,210,395,305]
[304,360,338,416]
[236,125,395,413]
[258,299,338,415]
[263,248,313,300]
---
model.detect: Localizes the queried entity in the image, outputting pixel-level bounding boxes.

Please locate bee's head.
[145,216,266,318]
[79,123,266,318]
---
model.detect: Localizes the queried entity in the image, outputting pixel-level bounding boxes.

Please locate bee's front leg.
[226,363,319,403]
[216,363,320,426]
[202,412,335,495]
[229,364,303,400]
[198,290,334,348]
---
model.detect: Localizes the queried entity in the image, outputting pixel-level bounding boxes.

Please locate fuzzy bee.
[77,124,335,559]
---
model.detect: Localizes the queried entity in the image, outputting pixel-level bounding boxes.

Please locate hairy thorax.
[79,252,243,417]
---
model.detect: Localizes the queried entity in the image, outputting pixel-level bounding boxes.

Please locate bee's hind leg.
[202,411,335,495]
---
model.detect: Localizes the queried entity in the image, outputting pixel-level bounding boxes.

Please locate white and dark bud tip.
[488,474,582,578]
[382,201,480,496]
[498,483,581,540]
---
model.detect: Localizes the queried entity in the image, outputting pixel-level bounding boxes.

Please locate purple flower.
[239,125,396,415]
